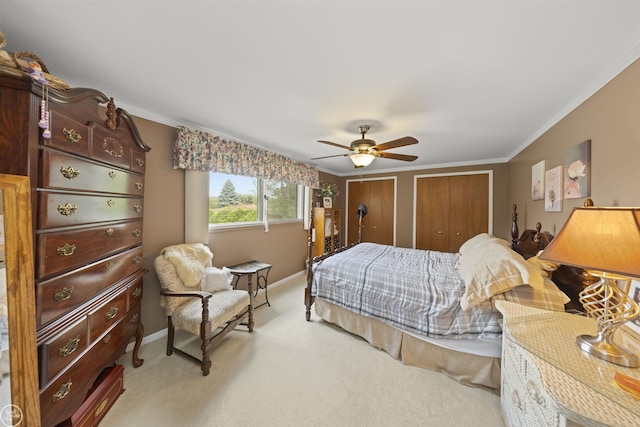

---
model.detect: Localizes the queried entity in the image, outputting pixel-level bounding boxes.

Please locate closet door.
[347,179,394,245]
[449,174,489,251]
[416,173,489,252]
[416,176,450,252]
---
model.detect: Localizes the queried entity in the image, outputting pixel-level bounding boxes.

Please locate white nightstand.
[496,301,640,427]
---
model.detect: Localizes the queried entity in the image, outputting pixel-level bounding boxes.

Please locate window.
[209,172,304,226]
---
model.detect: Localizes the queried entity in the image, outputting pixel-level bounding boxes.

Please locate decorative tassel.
[42,109,51,139]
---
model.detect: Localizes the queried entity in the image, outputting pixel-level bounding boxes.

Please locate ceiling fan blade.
[311,153,350,160]
[318,140,352,150]
[372,136,418,151]
[376,152,418,162]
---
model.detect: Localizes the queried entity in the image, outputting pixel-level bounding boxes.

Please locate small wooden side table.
[227,260,272,308]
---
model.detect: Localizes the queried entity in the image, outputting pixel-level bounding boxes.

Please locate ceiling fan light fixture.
[350,153,376,168]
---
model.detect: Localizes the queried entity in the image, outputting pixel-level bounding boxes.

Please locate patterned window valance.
[174,125,320,188]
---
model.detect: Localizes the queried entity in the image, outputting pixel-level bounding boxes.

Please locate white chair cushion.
[172,290,250,335]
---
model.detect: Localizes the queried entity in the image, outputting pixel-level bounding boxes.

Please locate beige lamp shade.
[539,207,640,278]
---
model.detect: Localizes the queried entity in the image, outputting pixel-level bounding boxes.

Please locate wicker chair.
[154,243,253,376]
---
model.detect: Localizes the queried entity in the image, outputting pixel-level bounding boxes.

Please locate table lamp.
[540,206,640,367]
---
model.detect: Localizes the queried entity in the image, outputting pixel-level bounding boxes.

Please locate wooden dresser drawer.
[131,151,146,174]
[41,149,145,196]
[92,127,135,171]
[88,290,128,342]
[40,306,140,427]
[66,365,125,427]
[42,110,91,158]
[91,125,147,174]
[37,247,143,328]
[37,191,143,229]
[36,220,143,279]
[127,280,143,311]
[40,317,89,384]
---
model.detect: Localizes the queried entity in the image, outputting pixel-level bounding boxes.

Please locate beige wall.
[136,118,185,336]
[507,58,640,234]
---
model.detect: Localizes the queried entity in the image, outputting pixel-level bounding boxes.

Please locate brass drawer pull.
[105,307,119,321]
[105,261,114,270]
[56,243,76,257]
[108,171,116,179]
[135,181,143,190]
[52,380,72,402]
[131,313,140,324]
[95,398,109,418]
[63,127,82,143]
[60,166,80,179]
[133,204,142,212]
[132,287,142,298]
[54,286,73,302]
[57,203,78,216]
[136,157,144,167]
[106,228,114,236]
[58,337,80,357]
[132,256,141,264]
[107,199,115,207]
[132,229,141,237]
[103,334,112,344]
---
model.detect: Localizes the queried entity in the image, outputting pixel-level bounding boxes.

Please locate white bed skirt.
[315,299,501,391]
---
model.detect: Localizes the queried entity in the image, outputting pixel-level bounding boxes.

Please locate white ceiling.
[2,1,639,176]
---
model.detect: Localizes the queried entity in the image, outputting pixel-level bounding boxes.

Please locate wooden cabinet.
[0,71,149,426]
[312,208,341,256]
[416,173,489,253]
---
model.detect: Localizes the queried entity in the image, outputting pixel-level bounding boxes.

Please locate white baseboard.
[125,269,306,352]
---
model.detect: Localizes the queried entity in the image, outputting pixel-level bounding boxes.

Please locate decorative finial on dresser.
[105,97,117,129]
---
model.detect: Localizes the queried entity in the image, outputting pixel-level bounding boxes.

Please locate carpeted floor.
[101,272,504,427]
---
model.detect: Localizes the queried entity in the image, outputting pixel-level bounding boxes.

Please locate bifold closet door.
[416,174,488,252]
[347,179,394,246]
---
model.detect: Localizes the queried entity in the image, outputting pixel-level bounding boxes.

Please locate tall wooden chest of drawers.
[0,71,149,426]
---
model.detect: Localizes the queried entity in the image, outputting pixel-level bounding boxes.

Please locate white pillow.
[458,233,509,254]
[201,267,233,293]
[457,238,544,310]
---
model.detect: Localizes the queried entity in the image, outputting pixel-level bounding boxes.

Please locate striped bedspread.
[311,242,503,340]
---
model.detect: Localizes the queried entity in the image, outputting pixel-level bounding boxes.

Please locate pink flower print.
[567,160,586,180]
[564,179,581,198]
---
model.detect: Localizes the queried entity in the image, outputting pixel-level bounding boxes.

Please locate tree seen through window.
[209,173,301,225]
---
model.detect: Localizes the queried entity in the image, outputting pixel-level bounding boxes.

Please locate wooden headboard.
[510,204,553,258]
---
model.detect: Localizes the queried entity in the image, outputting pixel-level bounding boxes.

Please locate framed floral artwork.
[531,160,545,200]
[545,165,563,212]
[564,139,591,199]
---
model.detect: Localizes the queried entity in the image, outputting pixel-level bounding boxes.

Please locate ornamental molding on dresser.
[0,71,150,427]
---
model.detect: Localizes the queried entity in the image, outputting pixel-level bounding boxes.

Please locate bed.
[304,204,579,390]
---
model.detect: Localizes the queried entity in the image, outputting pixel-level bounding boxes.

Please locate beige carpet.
[101,273,504,427]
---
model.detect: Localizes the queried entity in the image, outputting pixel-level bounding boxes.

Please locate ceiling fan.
[312,125,419,168]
